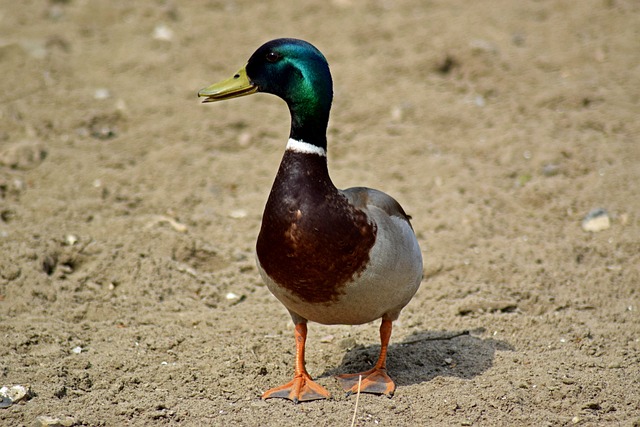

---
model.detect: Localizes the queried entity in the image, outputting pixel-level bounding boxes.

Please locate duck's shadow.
[322,328,513,386]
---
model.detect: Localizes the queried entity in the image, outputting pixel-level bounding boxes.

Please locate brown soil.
[1,1,639,426]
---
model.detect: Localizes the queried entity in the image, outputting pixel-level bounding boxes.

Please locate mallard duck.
[198,38,423,403]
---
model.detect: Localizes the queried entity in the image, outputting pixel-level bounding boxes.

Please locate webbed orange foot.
[262,322,330,403]
[262,373,330,403]
[337,318,397,398]
[336,367,395,397]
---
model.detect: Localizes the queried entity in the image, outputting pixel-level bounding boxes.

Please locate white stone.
[153,24,174,42]
[94,88,111,100]
[0,384,29,403]
[229,209,247,219]
[582,208,611,232]
[35,415,76,427]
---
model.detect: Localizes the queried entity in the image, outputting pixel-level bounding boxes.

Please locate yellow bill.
[198,66,257,103]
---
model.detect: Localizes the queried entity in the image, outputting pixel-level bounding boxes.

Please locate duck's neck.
[278,138,334,194]
[279,71,334,187]
[285,67,332,151]
[288,104,329,150]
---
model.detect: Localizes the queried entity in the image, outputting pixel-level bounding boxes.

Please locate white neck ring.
[286,138,326,157]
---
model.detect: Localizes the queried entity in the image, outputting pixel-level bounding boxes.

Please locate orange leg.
[262,322,331,403]
[336,318,396,397]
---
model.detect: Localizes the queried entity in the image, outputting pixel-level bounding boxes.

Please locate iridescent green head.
[199,38,333,148]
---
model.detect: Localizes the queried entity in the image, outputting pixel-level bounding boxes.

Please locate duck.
[198,38,423,403]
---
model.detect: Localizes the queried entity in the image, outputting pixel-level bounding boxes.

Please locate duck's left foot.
[336,367,395,397]
[262,373,330,403]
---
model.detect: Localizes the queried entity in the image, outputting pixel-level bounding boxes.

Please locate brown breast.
[256,151,377,304]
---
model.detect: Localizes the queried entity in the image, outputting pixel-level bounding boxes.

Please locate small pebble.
[35,415,76,427]
[238,132,252,147]
[320,335,334,343]
[581,208,610,232]
[390,102,414,122]
[94,88,111,100]
[542,163,560,176]
[225,292,239,300]
[229,209,247,219]
[0,384,30,405]
[390,105,403,122]
[153,24,174,42]
[71,346,83,354]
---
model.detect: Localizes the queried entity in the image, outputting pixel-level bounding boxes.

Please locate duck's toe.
[262,373,330,403]
[336,368,395,397]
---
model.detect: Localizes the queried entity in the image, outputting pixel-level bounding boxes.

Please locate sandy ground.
[1,0,639,425]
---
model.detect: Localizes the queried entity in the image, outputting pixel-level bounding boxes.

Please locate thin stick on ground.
[350,375,362,427]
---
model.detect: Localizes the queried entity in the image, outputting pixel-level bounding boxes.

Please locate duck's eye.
[266,52,281,63]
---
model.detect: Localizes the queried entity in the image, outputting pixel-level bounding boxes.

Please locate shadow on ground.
[324,329,514,387]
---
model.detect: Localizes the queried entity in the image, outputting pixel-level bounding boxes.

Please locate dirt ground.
[1,0,639,425]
